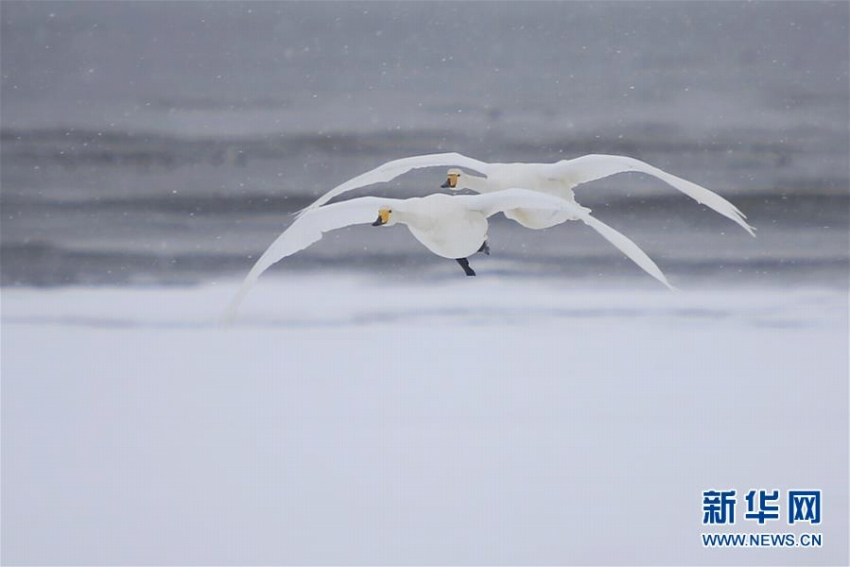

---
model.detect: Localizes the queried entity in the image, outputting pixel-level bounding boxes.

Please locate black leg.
[455,258,476,276]
[477,240,490,255]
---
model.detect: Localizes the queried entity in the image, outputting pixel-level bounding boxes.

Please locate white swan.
[298,152,755,236]
[223,188,673,321]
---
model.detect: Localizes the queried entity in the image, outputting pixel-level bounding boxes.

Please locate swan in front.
[298,152,756,235]
[223,188,673,321]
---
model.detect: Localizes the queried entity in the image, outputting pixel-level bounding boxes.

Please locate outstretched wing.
[298,152,489,216]
[550,154,756,236]
[577,212,676,291]
[223,196,400,322]
[461,187,591,219]
[463,188,676,290]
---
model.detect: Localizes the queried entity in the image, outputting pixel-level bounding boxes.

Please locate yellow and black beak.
[372,208,391,226]
[441,173,459,189]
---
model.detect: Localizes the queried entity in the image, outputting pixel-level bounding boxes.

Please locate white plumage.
[224,188,673,321]
[299,151,756,236]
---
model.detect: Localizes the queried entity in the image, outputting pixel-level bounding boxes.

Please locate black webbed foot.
[455,258,476,276]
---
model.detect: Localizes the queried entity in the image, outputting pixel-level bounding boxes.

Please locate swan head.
[371,207,396,226]
[440,168,464,190]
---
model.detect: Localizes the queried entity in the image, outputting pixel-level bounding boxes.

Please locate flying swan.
[223,188,673,321]
[298,152,756,236]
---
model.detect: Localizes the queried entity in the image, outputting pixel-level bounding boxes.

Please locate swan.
[223,188,673,321]
[298,152,756,235]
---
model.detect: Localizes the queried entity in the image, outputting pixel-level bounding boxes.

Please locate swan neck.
[461,172,490,192]
[393,208,428,229]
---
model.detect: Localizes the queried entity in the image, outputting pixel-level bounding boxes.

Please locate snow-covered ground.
[2,274,847,565]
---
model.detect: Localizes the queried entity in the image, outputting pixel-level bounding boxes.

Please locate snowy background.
[2,2,848,565]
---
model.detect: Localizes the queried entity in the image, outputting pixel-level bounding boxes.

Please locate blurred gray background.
[1,1,847,287]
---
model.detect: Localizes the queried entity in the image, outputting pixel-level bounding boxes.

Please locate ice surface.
[2,276,847,565]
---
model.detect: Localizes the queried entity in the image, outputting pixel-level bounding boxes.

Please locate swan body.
[299,152,756,236]
[223,188,673,321]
